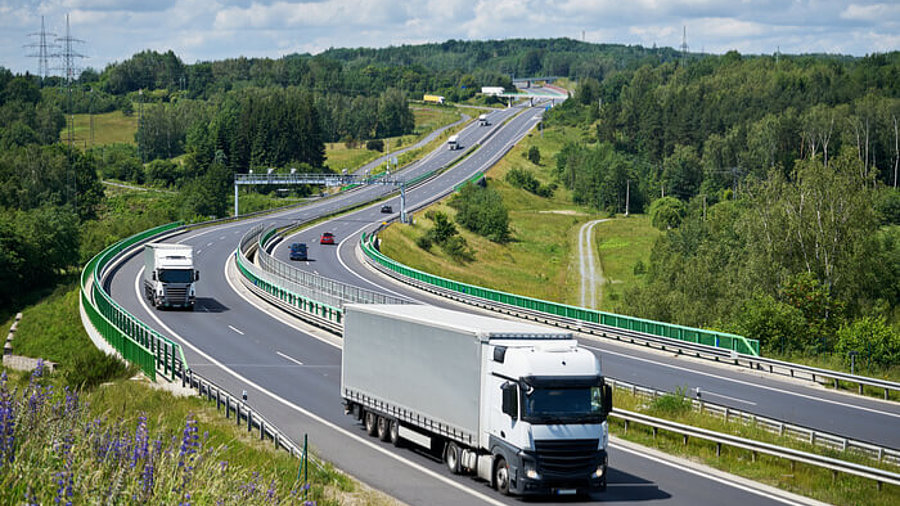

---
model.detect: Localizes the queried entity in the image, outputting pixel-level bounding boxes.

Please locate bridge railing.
[359,231,759,356]
[80,222,188,381]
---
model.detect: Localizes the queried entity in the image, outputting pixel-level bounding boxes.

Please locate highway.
[103,102,866,505]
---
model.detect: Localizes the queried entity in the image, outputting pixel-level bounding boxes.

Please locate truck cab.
[143,244,199,310]
[483,341,611,495]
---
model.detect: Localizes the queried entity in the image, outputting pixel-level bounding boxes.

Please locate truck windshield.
[158,269,194,283]
[522,385,604,423]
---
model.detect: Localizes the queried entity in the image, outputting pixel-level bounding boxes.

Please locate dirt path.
[578,219,609,308]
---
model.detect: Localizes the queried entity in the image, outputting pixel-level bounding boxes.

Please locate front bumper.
[512,450,607,496]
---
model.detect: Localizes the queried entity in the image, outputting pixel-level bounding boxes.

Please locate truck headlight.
[593,464,605,478]
[524,462,540,480]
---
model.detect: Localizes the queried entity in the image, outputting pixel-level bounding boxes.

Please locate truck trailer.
[143,243,199,310]
[341,304,612,497]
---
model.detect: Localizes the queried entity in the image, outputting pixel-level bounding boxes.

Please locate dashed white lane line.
[276,351,304,366]
[228,325,245,335]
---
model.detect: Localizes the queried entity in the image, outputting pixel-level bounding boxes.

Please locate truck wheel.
[494,457,511,495]
[389,419,402,447]
[364,411,378,436]
[376,416,391,442]
[445,442,461,474]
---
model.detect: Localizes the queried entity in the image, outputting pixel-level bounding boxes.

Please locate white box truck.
[143,243,199,310]
[341,304,612,497]
[447,134,460,150]
[478,113,490,126]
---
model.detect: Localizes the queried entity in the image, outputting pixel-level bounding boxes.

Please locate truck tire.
[389,419,402,447]
[494,457,510,495]
[364,411,378,436]
[445,442,461,474]
[376,416,391,442]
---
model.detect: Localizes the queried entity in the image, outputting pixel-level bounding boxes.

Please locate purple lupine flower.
[132,415,148,468]
[0,371,16,468]
[177,415,200,504]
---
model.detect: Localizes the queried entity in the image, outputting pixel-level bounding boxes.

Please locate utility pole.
[53,14,85,216]
[625,179,630,216]
[680,26,689,68]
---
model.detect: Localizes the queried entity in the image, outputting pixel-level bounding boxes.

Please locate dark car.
[320,232,335,245]
[289,242,308,260]
[380,205,393,214]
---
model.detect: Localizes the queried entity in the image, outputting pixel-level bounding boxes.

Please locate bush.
[415,235,433,250]
[835,316,900,369]
[365,139,385,152]
[63,347,135,388]
[441,235,474,263]
[450,183,509,242]
[525,145,541,165]
[649,196,685,230]
[505,167,554,197]
[648,387,693,416]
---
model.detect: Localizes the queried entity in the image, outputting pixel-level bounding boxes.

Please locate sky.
[2,0,899,76]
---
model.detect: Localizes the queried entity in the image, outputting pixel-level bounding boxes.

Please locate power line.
[680,25,689,68]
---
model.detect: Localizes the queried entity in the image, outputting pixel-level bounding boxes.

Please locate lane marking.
[586,345,900,420]
[701,390,757,406]
[276,351,304,366]
[228,325,245,335]
[133,265,507,506]
[207,242,213,247]
[611,441,810,506]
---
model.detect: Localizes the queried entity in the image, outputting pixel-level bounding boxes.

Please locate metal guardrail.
[607,378,900,465]
[359,232,758,354]
[611,408,900,489]
[236,224,344,333]
[258,228,408,307]
[82,222,189,381]
[360,231,900,401]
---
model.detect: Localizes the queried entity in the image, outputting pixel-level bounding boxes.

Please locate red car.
[320,232,335,245]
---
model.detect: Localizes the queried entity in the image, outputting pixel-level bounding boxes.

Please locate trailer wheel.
[494,457,510,495]
[445,442,461,474]
[364,411,378,436]
[376,416,391,441]
[389,419,402,447]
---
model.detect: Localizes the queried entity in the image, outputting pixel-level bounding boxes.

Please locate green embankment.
[60,110,139,147]
[380,125,658,310]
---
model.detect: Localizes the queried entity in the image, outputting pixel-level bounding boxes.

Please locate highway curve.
[105,103,838,505]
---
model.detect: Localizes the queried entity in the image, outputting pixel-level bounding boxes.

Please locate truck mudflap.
[491,435,607,496]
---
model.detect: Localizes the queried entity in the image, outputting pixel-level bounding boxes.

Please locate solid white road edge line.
[228,325,244,335]
[586,345,900,419]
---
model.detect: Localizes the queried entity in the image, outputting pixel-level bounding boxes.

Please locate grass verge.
[611,387,899,505]
[61,110,139,147]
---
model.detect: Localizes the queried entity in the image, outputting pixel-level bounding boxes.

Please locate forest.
[544,50,899,365]
[1,39,899,368]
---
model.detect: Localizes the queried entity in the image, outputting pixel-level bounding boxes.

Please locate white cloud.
[1,0,897,74]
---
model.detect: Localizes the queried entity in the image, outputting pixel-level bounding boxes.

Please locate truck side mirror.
[195,270,200,281]
[152,271,156,281]
[602,384,613,415]
[501,382,518,420]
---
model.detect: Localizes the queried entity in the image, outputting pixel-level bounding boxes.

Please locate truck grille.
[534,439,598,478]
[165,287,188,304]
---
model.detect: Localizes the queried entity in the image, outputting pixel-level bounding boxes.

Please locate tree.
[450,183,509,242]
[662,145,702,201]
[526,146,541,165]
[649,196,685,230]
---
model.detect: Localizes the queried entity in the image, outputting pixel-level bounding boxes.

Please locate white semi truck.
[143,243,199,310]
[447,134,460,150]
[341,304,612,497]
[478,113,490,126]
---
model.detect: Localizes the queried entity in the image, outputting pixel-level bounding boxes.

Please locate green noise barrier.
[361,232,759,356]
[81,222,189,381]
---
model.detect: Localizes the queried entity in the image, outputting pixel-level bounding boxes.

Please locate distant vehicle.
[320,232,335,245]
[447,134,460,151]
[381,205,393,214]
[143,243,199,310]
[478,114,490,126]
[423,94,445,104]
[289,242,308,261]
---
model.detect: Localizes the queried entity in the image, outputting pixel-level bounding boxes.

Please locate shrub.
[450,184,509,242]
[648,386,693,416]
[649,196,685,230]
[441,235,474,263]
[365,139,384,152]
[835,316,900,369]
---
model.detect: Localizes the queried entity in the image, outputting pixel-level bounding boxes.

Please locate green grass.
[611,388,900,505]
[325,106,461,173]
[61,110,139,148]
[380,124,662,308]
[592,216,660,311]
